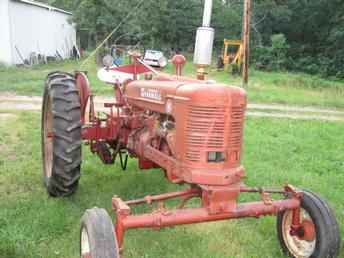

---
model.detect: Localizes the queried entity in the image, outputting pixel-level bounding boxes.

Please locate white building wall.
[7,0,76,64]
[0,0,13,65]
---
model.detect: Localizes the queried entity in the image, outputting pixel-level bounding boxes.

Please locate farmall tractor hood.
[126,78,246,115]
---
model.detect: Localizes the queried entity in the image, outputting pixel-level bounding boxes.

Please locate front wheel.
[80,208,120,258]
[277,190,341,258]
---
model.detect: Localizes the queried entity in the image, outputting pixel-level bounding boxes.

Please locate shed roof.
[11,0,72,15]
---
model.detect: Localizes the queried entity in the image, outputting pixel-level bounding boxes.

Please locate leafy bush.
[294,56,319,75]
[253,34,290,71]
[269,34,290,70]
[292,54,344,79]
[253,34,344,80]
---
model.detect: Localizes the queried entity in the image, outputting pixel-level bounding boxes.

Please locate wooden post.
[242,0,251,88]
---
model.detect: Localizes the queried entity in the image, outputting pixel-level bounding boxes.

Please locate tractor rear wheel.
[277,190,341,258]
[41,71,82,197]
[80,208,120,258]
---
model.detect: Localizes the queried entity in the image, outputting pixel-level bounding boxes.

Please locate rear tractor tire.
[41,71,82,197]
[80,208,120,258]
[277,190,341,258]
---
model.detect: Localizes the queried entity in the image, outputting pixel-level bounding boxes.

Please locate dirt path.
[248,103,344,115]
[1,95,344,122]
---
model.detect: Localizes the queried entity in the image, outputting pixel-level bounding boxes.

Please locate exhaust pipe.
[202,0,213,27]
[194,0,214,80]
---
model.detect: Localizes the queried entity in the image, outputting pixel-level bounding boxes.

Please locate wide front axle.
[112,185,302,253]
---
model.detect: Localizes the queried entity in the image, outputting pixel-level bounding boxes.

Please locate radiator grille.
[185,105,244,162]
[186,106,226,162]
[228,106,245,149]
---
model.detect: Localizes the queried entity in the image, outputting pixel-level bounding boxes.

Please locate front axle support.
[112,185,302,252]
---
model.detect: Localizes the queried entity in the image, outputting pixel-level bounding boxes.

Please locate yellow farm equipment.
[217,39,243,74]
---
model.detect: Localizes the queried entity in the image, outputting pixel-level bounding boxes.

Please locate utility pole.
[242,0,251,88]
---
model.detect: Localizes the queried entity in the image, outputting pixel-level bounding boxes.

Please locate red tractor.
[41,1,340,258]
[41,53,341,258]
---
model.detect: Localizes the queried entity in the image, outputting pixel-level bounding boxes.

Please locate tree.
[38,0,344,78]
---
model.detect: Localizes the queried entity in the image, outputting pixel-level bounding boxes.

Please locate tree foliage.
[40,0,344,78]
[253,34,290,71]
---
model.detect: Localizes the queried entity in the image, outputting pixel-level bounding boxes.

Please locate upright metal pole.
[242,0,251,87]
[202,0,213,27]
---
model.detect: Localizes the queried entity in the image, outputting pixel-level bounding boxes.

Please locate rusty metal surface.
[113,190,300,251]
[171,54,186,76]
[74,52,307,256]
[75,72,91,124]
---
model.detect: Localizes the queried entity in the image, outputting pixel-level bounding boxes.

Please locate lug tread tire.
[277,190,341,258]
[80,208,119,258]
[42,71,82,197]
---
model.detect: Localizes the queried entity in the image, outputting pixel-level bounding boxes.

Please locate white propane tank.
[193,27,214,66]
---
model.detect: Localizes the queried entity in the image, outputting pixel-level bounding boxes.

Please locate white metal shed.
[0,0,76,65]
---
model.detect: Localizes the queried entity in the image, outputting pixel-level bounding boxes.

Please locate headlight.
[208,152,225,163]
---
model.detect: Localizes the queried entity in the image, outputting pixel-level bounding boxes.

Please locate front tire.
[80,208,120,258]
[41,71,82,197]
[277,190,341,258]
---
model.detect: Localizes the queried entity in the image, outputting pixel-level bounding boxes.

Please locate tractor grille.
[185,106,226,162]
[185,105,244,163]
[228,106,245,149]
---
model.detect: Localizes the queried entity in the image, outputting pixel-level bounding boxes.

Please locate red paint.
[47,132,54,138]
[75,72,91,124]
[171,54,186,76]
[112,189,300,250]
[75,52,303,255]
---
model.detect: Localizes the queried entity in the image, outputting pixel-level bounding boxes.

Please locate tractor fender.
[75,71,91,123]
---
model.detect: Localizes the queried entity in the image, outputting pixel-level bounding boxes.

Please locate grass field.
[0,111,343,258]
[1,58,344,108]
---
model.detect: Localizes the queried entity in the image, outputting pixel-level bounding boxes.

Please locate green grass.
[0,111,343,258]
[0,60,112,96]
[1,58,344,108]
[168,63,344,108]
